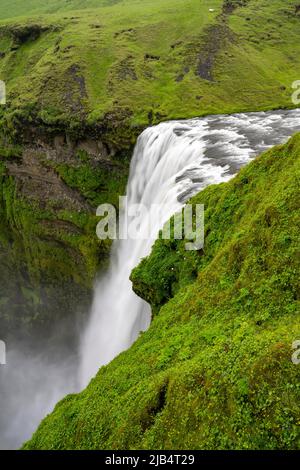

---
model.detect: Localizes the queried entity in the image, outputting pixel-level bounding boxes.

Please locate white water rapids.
[79,108,300,386]
[1,108,300,448]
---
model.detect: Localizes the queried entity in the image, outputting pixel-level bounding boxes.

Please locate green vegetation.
[0,135,129,337]
[55,149,129,207]
[24,133,300,450]
[0,155,109,336]
[0,0,298,447]
[0,144,22,159]
[0,0,299,146]
[0,0,299,334]
[0,1,122,21]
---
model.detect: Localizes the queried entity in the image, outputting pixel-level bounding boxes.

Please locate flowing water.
[79,108,300,386]
[1,108,300,448]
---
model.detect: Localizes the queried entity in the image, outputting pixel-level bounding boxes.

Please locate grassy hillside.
[24,133,300,450]
[0,1,119,20]
[0,0,299,146]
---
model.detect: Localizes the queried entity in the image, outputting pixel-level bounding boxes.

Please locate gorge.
[1,108,300,449]
[0,0,299,453]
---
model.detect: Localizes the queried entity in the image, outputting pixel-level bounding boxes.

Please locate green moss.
[0,156,108,335]
[0,144,22,159]
[55,156,129,207]
[23,133,300,450]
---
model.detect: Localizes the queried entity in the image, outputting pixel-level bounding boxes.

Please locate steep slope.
[24,133,300,450]
[0,0,299,336]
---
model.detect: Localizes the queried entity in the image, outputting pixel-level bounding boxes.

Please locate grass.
[0,0,298,146]
[0,0,122,21]
[23,133,300,450]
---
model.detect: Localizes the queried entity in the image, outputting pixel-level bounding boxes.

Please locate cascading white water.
[1,108,300,449]
[79,108,300,386]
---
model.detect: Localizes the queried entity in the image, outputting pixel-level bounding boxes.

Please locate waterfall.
[1,109,300,449]
[79,108,300,386]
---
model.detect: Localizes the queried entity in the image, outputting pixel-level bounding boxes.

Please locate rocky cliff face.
[23,133,300,450]
[0,129,129,345]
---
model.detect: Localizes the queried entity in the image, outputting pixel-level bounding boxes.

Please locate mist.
[1,109,300,449]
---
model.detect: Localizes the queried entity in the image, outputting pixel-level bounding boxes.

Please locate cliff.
[23,133,300,450]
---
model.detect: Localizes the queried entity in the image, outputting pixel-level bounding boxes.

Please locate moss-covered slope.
[23,133,300,450]
[0,0,299,336]
[0,132,130,339]
[0,153,96,338]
